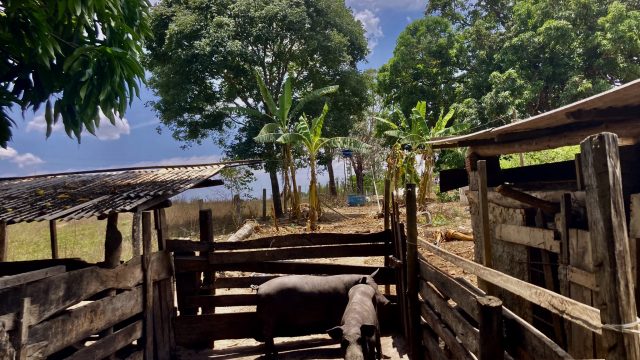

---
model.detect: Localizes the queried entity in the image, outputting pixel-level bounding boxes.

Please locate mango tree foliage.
[0,0,150,148]
[146,0,368,216]
[376,17,460,118]
[425,0,640,129]
[276,104,368,230]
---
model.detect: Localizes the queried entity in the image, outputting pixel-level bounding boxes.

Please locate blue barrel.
[347,195,367,207]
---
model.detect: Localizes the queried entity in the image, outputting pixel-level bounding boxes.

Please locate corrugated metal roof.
[430,78,640,150]
[0,160,257,224]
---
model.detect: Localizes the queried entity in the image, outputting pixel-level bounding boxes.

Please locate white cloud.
[27,110,131,141]
[0,146,44,168]
[354,9,384,51]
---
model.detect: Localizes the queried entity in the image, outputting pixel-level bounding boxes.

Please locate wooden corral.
[0,161,256,359]
[429,79,640,359]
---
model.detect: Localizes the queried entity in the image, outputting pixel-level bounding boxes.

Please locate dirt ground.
[177,201,473,360]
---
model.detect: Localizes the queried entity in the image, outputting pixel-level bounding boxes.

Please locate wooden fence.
[167,212,397,348]
[0,251,173,360]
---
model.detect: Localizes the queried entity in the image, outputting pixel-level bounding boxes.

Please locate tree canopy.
[0,0,150,148]
[145,0,369,162]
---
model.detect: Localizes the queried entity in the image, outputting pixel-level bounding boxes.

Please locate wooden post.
[49,220,58,259]
[141,212,154,360]
[262,188,267,220]
[478,296,504,360]
[0,221,7,262]
[15,297,31,360]
[104,213,123,268]
[574,154,584,191]
[199,209,215,315]
[384,179,391,231]
[477,160,492,268]
[405,183,421,360]
[154,208,168,251]
[132,211,142,257]
[581,132,640,360]
[384,179,391,295]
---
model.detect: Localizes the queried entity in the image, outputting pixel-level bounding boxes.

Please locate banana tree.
[376,101,454,205]
[277,104,368,230]
[229,71,338,219]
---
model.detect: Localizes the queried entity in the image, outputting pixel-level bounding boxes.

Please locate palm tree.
[277,104,367,230]
[376,101,454,205]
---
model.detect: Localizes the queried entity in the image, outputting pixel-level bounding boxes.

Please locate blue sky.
[0,0,426,198]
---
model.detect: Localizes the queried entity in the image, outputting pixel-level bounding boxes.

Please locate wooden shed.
[432,79,640,358]
[0,160,256,359]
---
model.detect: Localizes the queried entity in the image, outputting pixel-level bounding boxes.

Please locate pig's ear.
[361,324,376,337]
[327,326,343,340]
[370,269,380,279]
[359,276,367,284]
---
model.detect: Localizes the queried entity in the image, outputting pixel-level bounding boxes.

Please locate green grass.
[5,198,265,263]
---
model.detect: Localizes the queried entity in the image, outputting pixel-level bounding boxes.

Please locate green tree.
[377,17,459,118]
[145,0,368,217]
[0,0,150,148]
[276,104,367,230]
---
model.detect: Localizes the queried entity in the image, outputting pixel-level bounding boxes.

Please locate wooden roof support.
[49,220,58,259]
[0,221,6,262]
[581,132,640,359]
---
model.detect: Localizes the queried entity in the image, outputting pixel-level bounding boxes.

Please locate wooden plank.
[496,185,560,213]
[199,209,215,318]
[167,239,212,253]
[0,252,170,330]
[215,275,279,288]
[132,211,142,257]
[632,194,640,239]
[154,208,168,251]
[420,303,474,360]
[142,212,154,360]
[422,326,449,360]
[15,297,31,360]
[0,221,6,262]
[419,238,602,334]
[49,220,59,259]
[173,312,258,347]
[208,243,387,264]
[419,280,479,355]
[418,257,479,321]
[0,258,89,276]
[565,265,598,291]
[214,230,391,251]
[185,294,257,308]
[478,296,504,360]
[27,287,143,357]
[0,266,65,289]
[478,160,492,268]
[495,224,559,253]
[581,132,640,360]
[456,277,572,360]
[66,321,142,360]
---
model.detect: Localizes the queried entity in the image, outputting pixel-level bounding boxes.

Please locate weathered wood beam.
[65,321,142,360]
[478,296,504,360]
[478,161,492,268]
[191,179,224,189]
[405,184,421,360]
[419,238,602,334]
[208,243,387,264]
[141,212,154,360]
[173,312,258,347]
[199,209,215,318]
[494,224,559,253]
[0,221,7,262]
[581,132,640,359]
[0,266,65,290]
[496,185,560,213]
[49,220,58,259]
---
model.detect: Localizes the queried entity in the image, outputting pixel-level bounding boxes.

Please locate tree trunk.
[309,155,319,231]
[327,156,338,197]
[269,169,283,217]
[287,145,301,219]
[351,155,365,195]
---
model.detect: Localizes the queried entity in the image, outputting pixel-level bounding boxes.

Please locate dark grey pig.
[255,272,388,358]
[328,283,382,360]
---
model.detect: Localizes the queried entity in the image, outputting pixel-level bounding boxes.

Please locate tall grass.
[5,198,264,263]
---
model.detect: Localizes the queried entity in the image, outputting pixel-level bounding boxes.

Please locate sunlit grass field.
[5,198,264,263]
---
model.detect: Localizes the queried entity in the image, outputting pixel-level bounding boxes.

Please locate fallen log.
[226,221,258,243]
[444,229,473,242]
